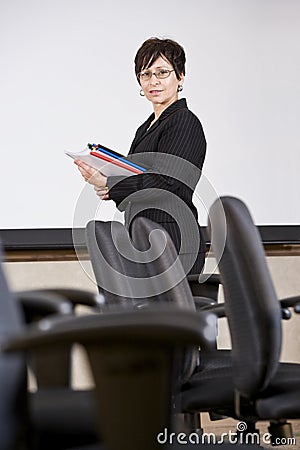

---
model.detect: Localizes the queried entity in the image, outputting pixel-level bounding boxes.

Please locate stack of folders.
[65,143,147,177]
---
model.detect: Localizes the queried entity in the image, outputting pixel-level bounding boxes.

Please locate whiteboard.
[1,0,299,230]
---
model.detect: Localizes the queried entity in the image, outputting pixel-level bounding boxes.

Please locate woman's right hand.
[74,159,108,189]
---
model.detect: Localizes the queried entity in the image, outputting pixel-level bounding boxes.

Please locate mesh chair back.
[86,219,197,312]
[130,217,199,381]
[209,197,282,398]
[131,217,197,311]
[86,220,149,308]
[85,219,199,381]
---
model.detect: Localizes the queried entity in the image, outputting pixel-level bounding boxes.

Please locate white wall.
[1,0,299,229]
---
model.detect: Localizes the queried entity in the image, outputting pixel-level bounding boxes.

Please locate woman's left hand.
[93,186,109,200]
[74,159,109,200]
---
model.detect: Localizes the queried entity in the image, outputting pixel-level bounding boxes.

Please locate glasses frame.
[138,68,175,82]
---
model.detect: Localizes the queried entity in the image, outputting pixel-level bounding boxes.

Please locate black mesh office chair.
[85,219,230,434]
[157,199,300,442]
[211,196,300,437]
[181,196,300,442]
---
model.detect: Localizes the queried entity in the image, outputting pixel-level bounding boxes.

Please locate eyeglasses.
[138,68,175,81]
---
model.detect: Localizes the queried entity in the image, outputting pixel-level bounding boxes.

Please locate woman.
[75,37,207,274]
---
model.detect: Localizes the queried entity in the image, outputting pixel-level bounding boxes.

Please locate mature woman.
[75,37,207,275]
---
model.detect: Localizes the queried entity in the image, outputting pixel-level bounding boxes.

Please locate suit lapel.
[130,98,188,153]
[130,115,155,153]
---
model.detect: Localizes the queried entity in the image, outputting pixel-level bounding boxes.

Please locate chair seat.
[180,350,235,414]
[256,363,300,419]
[181,360,300,421]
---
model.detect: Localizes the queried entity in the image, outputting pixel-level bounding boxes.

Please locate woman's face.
[139,56,184,110]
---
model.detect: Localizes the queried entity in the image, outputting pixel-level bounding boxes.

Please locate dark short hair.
[134,37,186,84]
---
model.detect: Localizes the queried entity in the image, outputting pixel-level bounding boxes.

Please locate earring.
[140,89,145,97]
[178,85,183,92]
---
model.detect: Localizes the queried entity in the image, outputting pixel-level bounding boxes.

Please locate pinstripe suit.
[106,98,207,274]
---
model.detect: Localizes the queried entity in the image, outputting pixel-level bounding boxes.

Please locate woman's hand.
[93,186,109,200]
[74,159,109,200]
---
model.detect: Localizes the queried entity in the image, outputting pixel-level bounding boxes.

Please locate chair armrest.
[13,289,105,388]
[187,274,221,301]
[1,308,218,353]
[280,296,300,314]
[15,288,105,311]
[200,302,226,318]
[193,296,217,311]
[15,292,73,323]
[187,273,221,286]
[199,273,221,286]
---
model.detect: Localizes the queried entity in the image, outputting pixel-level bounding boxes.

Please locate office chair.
[2,295,213,450]
[182,196,300,442]
[85,217,271,444]
[85,218,231,435]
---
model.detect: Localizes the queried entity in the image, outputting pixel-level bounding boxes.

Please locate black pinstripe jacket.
[106,98,207,274]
